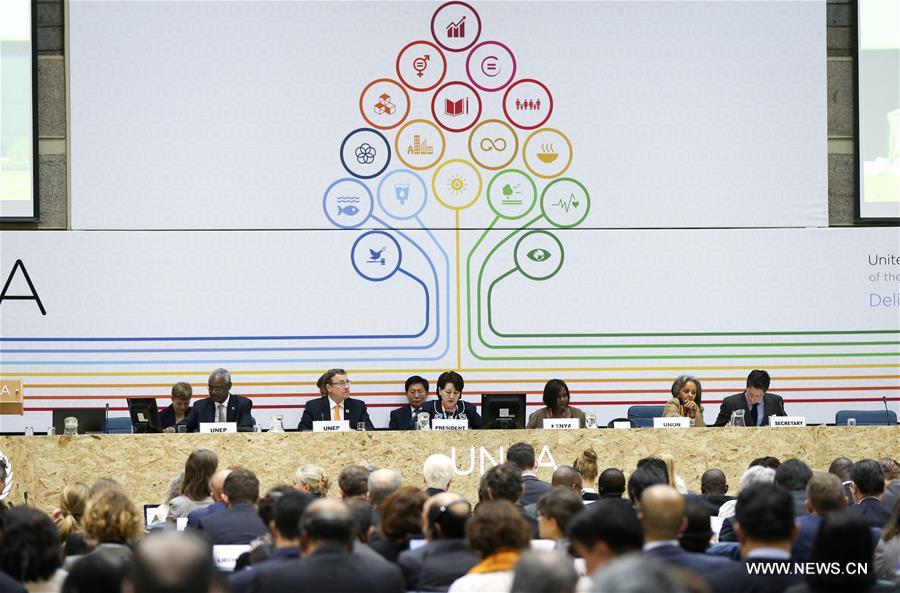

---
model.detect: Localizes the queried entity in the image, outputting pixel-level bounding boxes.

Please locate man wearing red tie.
[298,369,375,431]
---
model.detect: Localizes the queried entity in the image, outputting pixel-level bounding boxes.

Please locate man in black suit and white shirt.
[183,368,254,432]
[388,375,430,430]
[714,369,787,426]
[198,469,268,546]
[507,442,551,506]
[298,369,374,431]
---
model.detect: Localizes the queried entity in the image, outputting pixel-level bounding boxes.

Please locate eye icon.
[526,248,551,262]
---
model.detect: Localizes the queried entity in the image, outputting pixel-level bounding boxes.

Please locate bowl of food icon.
[536,144,558,163]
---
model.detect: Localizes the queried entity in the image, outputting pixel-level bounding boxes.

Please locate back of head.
[338,465,370,498]
[636,457,669,484]
[639,485,685,540]
[256,485,295,528]
[63,549,129,593]
[344,498,373,541]
[274,491,314,541]
[827,457,854,482]
[700,469,727,495]
[746,369,770,391]
[679,498,712,553]
[589,554,688,593]
[58,482,90,541]
[566,499,643,555]
[481,462,523,503]
[466,500,531,558]
[551,466,583,491]
[182,449,218,501]
[879,458,900,481]
[83,489,143,543]
[425,493,470,540]
[598,468,625,498]
[380,486,427,543]
[739,465,776,490]
[511,550,579,593]
[223,469,260,505]
[301,498,355,549]
[850,459,886,497]
[423,454,454,491]
[807,511,877,592]
[805,472,845,514]
[293,464,331,497]
[735,484,794,543]
[507,442,537,472]
[627,465,668,505]
[573,449,599,483]
[89,478,125,498]
[0,506,62,583]
[773,458,813,492]
[537,488,585,535]
[368,468,402,506]
[748,456,781,470]
[129,531,219,593]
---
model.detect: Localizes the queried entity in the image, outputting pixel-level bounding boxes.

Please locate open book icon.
[445,97,468,116]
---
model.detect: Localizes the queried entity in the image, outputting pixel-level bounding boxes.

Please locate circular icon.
[323,178,374,229]
[431,1,481,52]
[377,169,428,220]
[397,41,447,92]
[351,230,402,282]
[522,127,573,179]
[468,119,518,170]
[340,128,391,179]
[502,79,553,130]
[466,41,516,92]
[432,159,482,210]
[431,81,482,133]
[359,78,410,130]
[487,169,537,220]
[540,177,591,228]
[0,450,11,500]
[395,119,446,170]
[514,230,565,281]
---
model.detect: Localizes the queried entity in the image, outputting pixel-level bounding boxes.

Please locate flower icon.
[355,143,377,164]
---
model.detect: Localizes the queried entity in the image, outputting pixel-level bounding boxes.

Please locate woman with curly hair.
[0,507,67,592]
[370,486,427,562]
[292,464,331,497]
[79,489,143,564]
[166,449,218,525]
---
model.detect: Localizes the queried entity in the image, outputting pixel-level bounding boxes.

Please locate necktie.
[750,403,759,426]
[333,404,342,421]
[217,403,226,422]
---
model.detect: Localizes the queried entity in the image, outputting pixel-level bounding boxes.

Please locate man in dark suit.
[700,469,734,515]
[182,368,254,432]
[198,469,268,545]
[507,442,551,506]
[250,498,404,593]
[298,369,374,431]
[398,492,478,591]
[481,462,539,537]
[388,375,430,430]
[713,369,786,426]
[848,459,892,528]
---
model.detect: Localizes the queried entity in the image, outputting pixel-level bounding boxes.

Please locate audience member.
[717,464,776,524]
[774,458,814,518]
[251,498,404,593]
[828,456,856,508]
[507,442,551,505]
[479,463,537,536]
[398,493,478,592]
[526,379,587,429]
[511,550,579,593]
[338,464,370,499]
[299,368,375,431]
[597,468,625,499]
[183,368,254,432]
[123,531,224,593]
[187,468,232,529]
[368,468,403,509]
[551,466,584,497]
[148,472,183,528]
[428,371,482,429]
[167,449,218,524]
[627,464,668,507]
[567,498,644,576]
[235,485,295,569]
[79,489,142,564]
[657,453,688,494]
[678,497,713,554]
[849,459,892,529]
[197,469,267,545]
[749,456,782,470]
[388,375,431,430]
[292,464,331,497]
[229,491,313,593]
[423,454,455,497]
[573,449,600,501]
[588,554,688,593]
[880,458,900,511]
[52,483,90,555]
[714,369,787,426]
[0,507,67,592]
[699,469,733,515]
[448,500,531,593]
[160,381,192,431]
[61,550,128,593]
[792,472,848,562]
[536,488,584,551]
[345,498,391,564]
[663,375,705,427]
[88,478,126,498]
[370,486,427,562]
[874,497,900,582]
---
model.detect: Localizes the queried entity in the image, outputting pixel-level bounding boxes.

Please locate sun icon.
[447,174,468,195]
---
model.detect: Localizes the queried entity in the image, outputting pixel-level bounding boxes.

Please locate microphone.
[884,396,893,425]
[105,403,110,434]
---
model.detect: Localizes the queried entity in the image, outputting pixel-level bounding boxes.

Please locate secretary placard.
[770,416,807,427]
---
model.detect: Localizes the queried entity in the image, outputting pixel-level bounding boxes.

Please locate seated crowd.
[0,444,898,593]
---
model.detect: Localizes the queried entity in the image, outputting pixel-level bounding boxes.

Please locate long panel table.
[2,427,897,511]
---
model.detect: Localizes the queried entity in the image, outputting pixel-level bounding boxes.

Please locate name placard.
[313,420,350,432]
[431,418,468,431]
[770,416,807,427]
[176,517,188,531]
[543,418,579,430]
[613,421,632,429]
[199,422,237,433]
[213,545,251,572]
[653,417,690,428]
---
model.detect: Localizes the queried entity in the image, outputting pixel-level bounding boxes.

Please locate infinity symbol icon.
[480,137,507,152]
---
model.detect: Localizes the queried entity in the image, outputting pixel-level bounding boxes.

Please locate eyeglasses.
[330,380,351,387]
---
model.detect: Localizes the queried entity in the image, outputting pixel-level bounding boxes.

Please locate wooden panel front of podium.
[0,427,897,512]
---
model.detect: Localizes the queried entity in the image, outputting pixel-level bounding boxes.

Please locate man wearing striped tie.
[298,368,374,431]
[182,368,255,432]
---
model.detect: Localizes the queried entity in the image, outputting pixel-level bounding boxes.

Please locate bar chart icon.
[446,16,466,38]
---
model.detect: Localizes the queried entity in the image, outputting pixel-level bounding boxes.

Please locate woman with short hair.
[527,379,586,429]
[428,371,481,429]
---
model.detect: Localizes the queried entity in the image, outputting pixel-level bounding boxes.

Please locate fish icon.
[338,205,360,216]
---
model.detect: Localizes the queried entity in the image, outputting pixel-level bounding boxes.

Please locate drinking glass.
[47,426,57,436]
[585,413,598,429]
[24,426,34,436]
[730,410,746,427]
[63,417,78,435]
[176,424,188,433]
[356,422,367,432]
[847,418,857,427]
[416,412,431,431]
[269,415,285,433]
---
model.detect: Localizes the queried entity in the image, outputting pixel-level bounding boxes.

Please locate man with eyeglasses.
[298,368,374,431]
[388,375,431,430]
[182,368,254,432]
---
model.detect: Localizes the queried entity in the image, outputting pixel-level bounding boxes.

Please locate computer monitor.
[52,408,106,435]
[480,394,527,429]
[127,397,162,433]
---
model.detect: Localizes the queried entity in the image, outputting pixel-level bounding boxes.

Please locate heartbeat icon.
[551,194,581,212]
